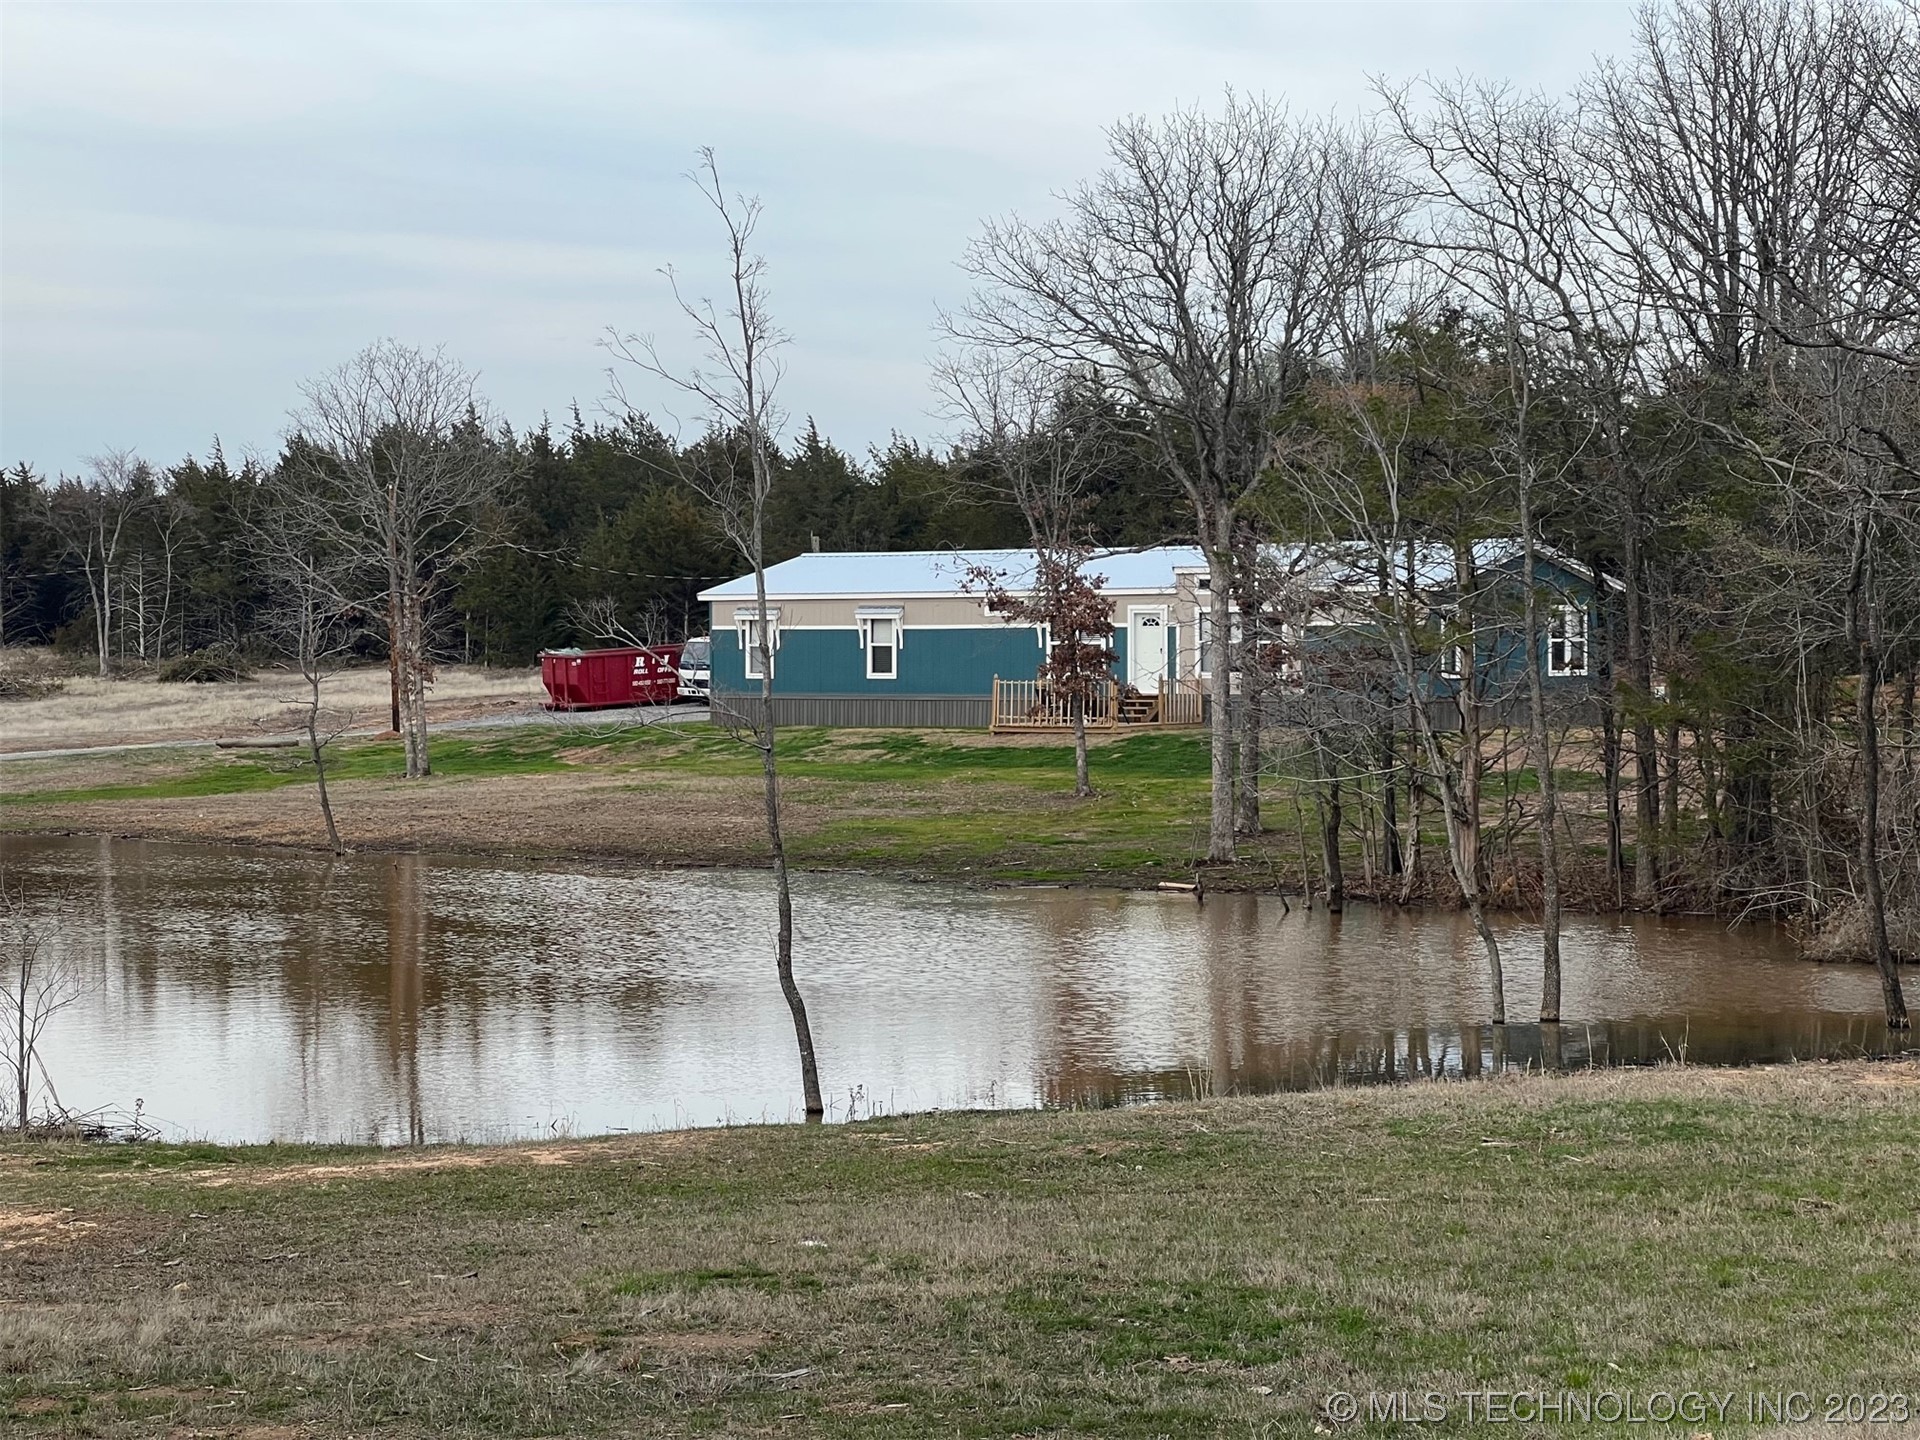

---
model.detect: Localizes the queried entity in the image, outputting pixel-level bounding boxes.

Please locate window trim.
[855,606,904,682]
[1547,602,1590,677]
[733,607,781,681]
[861,615,899,680]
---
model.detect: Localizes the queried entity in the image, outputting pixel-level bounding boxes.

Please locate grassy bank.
[1,721,1604,895]
[3,1063,1916,1437]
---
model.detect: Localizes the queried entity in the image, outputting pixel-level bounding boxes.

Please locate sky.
[0,0,1636,478]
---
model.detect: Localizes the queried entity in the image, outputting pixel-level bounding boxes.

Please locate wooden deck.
[989,676,1206,734]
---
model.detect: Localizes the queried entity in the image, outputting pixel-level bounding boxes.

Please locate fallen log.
[213,737,301,750]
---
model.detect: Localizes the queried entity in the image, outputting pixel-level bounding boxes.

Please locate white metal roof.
[697,541,1617,602]
[698,547,1209,601]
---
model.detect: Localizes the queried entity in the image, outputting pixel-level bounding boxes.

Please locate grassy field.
[3,1062,1916,1437]
[0,720,1586,895]
[0,663,544,753]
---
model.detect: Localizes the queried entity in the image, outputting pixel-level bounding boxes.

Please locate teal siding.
[712,621,1157,700]
[714,625,1056,698]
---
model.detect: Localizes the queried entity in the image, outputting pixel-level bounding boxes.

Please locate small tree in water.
[2,876,83,1137]
[604,149,824,1119]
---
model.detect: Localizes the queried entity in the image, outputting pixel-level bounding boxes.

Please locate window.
[1196,609,1242,678]
[1441,642,1465,680]
[863,616,898,679]
[735,610,779,680]
[1548,604,1589,677]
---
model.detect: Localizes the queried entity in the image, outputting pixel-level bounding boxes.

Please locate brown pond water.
[1,835,1906,1143]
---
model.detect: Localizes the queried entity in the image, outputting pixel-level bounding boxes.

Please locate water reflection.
[2,835,1904,1144]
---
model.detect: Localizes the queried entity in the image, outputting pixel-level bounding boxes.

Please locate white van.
[677,635,711,701]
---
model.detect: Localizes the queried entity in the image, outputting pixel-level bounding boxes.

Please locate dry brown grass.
[0,664,543,753]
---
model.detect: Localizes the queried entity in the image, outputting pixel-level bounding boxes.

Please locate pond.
[0,834,1902,1144]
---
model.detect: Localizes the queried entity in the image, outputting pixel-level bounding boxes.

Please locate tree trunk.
[1624,530,1659,906]
[752,563,824,1118]
[1602,701,1624,903]
[1454,561,1485,902]
[1381,719,1403,878]
[1858,643,1909,1030]
[388,619,403,737]
[394,582,430,779]
[12,973,27,1136]
[306,668,344,857]
[1072,696,1091,798]
[1204,548,1237,863]
[1422,738,1505,1024]
[406,587,432,777]
[1320,773,1345,914]
[1520,514,1563,1023]
[88,558,110,679]
[1236,674,1262,836]
[1399,715,1423,906]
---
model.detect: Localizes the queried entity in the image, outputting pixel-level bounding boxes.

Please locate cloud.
[1,0,1635,473]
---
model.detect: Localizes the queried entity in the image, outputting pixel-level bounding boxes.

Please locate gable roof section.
[699,546,1209,602]
[697,541,1620,603]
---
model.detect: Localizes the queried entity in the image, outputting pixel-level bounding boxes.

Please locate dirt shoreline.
[0,721,1903,950]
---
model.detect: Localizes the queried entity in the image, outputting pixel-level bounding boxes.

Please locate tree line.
[0,412,1187,673]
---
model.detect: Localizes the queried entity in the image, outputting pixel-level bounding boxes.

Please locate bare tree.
[1580,0,1915,1024]
[565,595,673,650]
[605,149,824,1120]
[938,353,1116,793]
[283,340,512,779]
[1278,349,1514,1025]
[2,876,84,1137]
[248,498,359,856]
[951,97,1403,862]
[42,451,150,678]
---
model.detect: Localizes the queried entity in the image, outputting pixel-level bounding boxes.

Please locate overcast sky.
[1,1,1636,477]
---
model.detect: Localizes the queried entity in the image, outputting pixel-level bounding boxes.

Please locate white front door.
[1128,606,1169,695]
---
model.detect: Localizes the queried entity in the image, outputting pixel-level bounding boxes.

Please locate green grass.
[0,731,581,808]
[2,1064,1915,1437]
[0,721,1633,896]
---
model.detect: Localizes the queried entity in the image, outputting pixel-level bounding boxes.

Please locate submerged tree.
[605,149,825,1119]
[2,876,84,1137]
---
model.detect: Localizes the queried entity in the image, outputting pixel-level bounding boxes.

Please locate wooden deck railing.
[1157,677,1206,727]
[990,676,1206,734]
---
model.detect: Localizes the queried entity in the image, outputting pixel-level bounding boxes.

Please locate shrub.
[155,645,254,684]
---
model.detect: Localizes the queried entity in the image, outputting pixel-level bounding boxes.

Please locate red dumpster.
[540,644,687,711]
[632,643,684,704]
